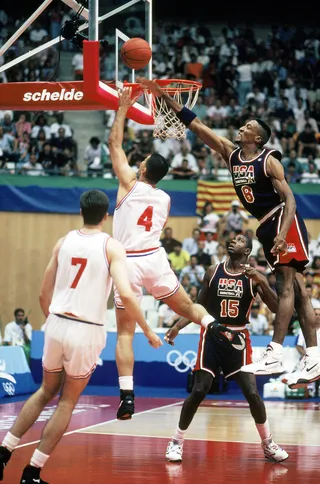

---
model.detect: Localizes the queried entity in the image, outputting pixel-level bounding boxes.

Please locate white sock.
[119,376,134,391]
[201,314,215,329]
[306,346,319,358]
[2,432,20,452]
[172,426,186,444]
[30,449,49,468]
[256,420,271,442]
[269,342,283,353]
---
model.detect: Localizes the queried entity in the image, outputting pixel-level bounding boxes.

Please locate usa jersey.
[206,262,255,327]
[50,230,112,325]
[230,147,283,220]
[113,181,170,251]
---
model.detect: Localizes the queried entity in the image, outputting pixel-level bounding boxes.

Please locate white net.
[144,80,201,140]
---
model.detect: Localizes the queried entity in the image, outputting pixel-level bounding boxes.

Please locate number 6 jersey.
[206,262,256,329]
[113,181,171,252]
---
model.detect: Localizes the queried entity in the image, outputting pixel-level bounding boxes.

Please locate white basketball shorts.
[114,247,180,309]
[42,314,106,379]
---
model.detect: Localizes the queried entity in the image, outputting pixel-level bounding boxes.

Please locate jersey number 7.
[71,257,87,288]
[137,206,154,232]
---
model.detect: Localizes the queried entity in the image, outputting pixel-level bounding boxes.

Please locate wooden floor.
[0,395,319,483]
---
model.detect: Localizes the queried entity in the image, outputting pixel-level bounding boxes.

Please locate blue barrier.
[31,331,296,388]
[0,346,37,398]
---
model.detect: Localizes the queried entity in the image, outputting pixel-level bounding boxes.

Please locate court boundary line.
[80,431,320,448]
[16,400,183,449]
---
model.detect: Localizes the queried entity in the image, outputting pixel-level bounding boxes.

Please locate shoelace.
[255,348,273,364]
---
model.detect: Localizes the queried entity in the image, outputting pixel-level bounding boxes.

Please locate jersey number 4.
[71,257,87,289]
[220,299,239,318]
[137,206,154,232]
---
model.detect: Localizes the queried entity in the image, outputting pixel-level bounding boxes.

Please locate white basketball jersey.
[50,230,112,325]
[113,181,170,251]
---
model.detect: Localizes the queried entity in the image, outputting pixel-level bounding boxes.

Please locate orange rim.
[103,79,202,95]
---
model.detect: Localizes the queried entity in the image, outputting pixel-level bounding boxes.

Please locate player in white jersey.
[0,190,161,484]
[109,88,215,420]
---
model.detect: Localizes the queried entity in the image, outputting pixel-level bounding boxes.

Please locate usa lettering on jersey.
[232,165,255,186]
[217,278,244,298]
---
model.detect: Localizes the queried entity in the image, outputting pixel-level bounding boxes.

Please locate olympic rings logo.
[167,350,197,373]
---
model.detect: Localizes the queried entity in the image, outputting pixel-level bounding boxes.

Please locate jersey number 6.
[71,257,87,289]
[137,206,154,232]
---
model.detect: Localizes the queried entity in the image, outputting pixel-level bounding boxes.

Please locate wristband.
[176,106,197,127]
[201,314,215,329]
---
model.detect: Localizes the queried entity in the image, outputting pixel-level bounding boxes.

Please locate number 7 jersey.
[113,181,171,252]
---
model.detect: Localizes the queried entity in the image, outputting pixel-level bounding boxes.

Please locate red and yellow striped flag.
[196,181,244,216]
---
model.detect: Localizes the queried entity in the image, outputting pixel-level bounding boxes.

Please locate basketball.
[120,38,152,70]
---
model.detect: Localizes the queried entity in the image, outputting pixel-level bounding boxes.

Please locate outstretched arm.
[266,155,296,255]
[108,88,138,193]
[39,237,64,317]
[138,78,236,163]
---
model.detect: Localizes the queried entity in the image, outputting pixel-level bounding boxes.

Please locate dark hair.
[145,153,169,184]
[14,308,24,317]
[244,235,253,252]
[255,118,271,145]
[80,190,109,225]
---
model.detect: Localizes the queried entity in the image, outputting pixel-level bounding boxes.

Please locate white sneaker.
[166,440,183,462]
[262,437,289,463]
[241,345,284,375]
[288,354,320,389]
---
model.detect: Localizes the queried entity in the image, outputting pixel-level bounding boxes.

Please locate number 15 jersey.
[113,181,171,252]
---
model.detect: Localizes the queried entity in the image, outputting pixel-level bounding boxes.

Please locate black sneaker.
[20,465,49,484]
[117,390,135,420]
[0,446,11,481]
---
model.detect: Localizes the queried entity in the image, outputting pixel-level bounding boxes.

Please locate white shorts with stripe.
[114,247,180,309]
[42,314,106,379]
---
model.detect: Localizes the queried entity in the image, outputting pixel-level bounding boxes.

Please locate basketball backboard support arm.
[0,0,154,124]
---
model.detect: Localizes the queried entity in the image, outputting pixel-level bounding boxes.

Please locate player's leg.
[242,265,296,374]
[19,374,90,484]
[114,256,142,420]
[164,286,212,324]
[115,306,136,420]
[166,371,213,462]
[0,370,64,481]
[288,273,320,388]
[235,372,288,462]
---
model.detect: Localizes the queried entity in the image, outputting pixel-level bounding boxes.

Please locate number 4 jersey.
[206,262,256,328]
[113,181,171,252]
[49,230,112,325]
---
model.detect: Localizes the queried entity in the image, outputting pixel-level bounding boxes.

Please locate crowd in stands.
[1,5,320,180]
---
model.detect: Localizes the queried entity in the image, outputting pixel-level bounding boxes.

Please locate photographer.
[3,308,33,362]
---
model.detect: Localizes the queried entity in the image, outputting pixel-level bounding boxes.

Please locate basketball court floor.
[0,394,319,483]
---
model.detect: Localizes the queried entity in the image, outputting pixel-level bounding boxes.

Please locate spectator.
[197,202,220,237]
[248,303,269,335]
[3,308,32,362]
[160,227,181,254]
[179,255,205,287]
[21,152,45,176]
[168,242,190,275]
[72,52,84,80]
[222,200,248,234]
[297,124,318,158]
[182,228,201,256]
[158,303,180,328]
[195,240,212,268]
[84,136,110,177]
[204,231,219,256]
[211,243,227,265]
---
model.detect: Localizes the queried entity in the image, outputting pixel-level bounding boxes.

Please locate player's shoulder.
[206,263,220,281]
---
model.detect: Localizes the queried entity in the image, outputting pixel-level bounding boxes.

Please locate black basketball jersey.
[230,147,282,220]
[206,262,255,327]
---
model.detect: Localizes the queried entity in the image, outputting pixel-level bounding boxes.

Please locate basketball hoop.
[144,79,202,141]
